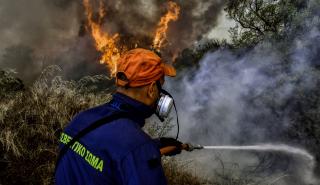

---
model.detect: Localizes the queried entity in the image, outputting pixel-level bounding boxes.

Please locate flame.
[83,0,121,76]
[82,0,180,75]
[153,1,180,52]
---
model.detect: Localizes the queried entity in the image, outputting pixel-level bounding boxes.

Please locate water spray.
[160,143,318,183]
[202,144,315,162]
[160,143,315,168]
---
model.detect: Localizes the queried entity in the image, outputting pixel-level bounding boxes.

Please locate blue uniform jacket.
[55,93,167,185]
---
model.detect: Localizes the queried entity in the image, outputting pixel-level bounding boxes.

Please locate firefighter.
[55,48,182,185]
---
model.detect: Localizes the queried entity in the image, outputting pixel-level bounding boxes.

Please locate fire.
[153,1,180,52]
[82,0,180,76]
[83,0,121,76]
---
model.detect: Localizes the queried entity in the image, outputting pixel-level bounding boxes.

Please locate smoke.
[0,0,79,53]
[0,0,82,83]
[163,0,226,59]
[0,0,227,83]
[164,1,320,184]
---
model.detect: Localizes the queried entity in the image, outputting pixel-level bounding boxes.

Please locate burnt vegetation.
[1,0,320,184]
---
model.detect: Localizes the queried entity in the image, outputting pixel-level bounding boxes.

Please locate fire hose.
[160,143,203,156]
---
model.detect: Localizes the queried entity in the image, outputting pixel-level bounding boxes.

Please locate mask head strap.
[156,80,172,97]
[156,81,162,93]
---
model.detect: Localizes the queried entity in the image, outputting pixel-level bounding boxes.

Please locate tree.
[225,0,307,48]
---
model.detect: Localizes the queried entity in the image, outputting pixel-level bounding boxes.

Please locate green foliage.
[226,0,306,48]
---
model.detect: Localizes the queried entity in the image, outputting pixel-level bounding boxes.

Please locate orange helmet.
[116,48,176,87]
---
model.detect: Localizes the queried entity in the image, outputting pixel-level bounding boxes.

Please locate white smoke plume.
[165,1,320,184]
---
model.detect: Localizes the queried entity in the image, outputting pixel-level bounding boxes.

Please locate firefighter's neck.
[116,83,158,107]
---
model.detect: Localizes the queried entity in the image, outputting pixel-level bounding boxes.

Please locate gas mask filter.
[156,94,174,119]
[155,81,180,139]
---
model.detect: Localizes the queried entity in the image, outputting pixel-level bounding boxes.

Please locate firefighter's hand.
[159,137,182,156]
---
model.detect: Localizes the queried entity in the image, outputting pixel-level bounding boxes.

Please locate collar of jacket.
[109,92,155,127]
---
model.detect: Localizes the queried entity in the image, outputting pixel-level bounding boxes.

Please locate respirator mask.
[155,81,180,139]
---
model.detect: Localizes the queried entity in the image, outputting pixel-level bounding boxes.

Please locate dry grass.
[0,66,111,185]
[162,157,263,185]
[163,158,210,185]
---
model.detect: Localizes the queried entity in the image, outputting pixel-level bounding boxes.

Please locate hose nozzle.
[184,143,204,152]
[160,143,204,156]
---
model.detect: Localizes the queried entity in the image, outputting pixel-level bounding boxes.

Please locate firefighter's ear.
[147,81,158,100]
